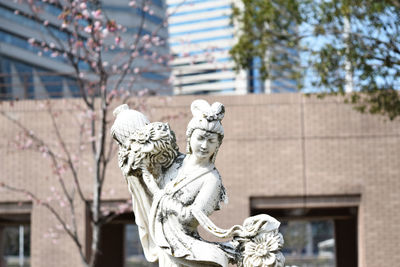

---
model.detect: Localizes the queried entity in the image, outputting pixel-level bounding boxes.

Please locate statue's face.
[190,129,219,161]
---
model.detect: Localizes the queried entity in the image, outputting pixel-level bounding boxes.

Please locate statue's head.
[186,100,225,163]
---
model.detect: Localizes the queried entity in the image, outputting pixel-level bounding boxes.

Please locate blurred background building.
[167,0,246,95]
[0,0,171,100]
[1,1,398,267]
[167,0,298,95]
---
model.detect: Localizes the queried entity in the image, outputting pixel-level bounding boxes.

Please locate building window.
[124,224,157,267]
[281,219,335,267]
[251,195,360,267]
[1,225,30,267]
[94,212,156,267]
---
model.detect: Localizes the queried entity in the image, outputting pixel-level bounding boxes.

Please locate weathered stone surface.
[112,99,284,267]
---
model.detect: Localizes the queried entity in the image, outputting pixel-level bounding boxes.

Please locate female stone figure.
[111,100,285,267]
[148,99,229,267]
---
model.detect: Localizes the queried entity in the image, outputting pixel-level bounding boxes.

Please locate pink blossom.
[94,21,101,30]
[82,9,89,18]
[143,5,149,12]
[28,38,35,44]
[131,51,139,58]
[84,25,92,33]
[107,20,117,32]
[129,1,136,7]
[134,67,140,73]
[43,20,49,26]
[138,88,148,97]
[92,9,102,19]
[80,2,87,9]
[142,34,150,41]
[102,28,109,37]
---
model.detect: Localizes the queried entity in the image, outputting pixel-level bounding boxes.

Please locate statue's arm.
[191,172,222,216]
[141,166,160,196]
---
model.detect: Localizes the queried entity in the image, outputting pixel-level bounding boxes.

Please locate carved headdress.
[186,99,225,160]
[111,104,179,177]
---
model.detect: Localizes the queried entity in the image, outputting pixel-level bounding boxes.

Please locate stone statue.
[111,100,285,267]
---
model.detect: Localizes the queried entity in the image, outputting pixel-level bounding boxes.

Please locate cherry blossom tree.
[0,0,185,266]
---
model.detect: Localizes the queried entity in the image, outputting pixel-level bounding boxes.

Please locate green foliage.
[231,0,400,119]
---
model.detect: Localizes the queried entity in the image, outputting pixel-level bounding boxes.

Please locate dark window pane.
[2,225,30,267]
[281,220,336,267]
[124,224,157,267]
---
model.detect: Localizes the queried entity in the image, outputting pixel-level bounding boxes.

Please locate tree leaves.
[231,0,400,119]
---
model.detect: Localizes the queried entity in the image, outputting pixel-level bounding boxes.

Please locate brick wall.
[1,93,399,267]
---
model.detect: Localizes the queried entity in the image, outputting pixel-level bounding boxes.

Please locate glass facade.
[0,56,80,99]
[0,0,171,99]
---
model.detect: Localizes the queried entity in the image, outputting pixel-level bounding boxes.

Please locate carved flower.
[132,130,150,144]
[243,230,284,267]
[130,129,154,153]
[150,149,177,169]
[121,122,178,173]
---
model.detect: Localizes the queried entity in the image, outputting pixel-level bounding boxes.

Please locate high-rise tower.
[167,0,298,95]
[167,0,247,95]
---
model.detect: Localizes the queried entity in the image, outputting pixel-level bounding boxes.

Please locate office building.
[167,0,298,95]
[167,0,247,95]
[0,0,171,100]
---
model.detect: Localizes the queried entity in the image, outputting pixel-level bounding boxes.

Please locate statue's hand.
[121,149,136,177]
[179,206,192,223]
